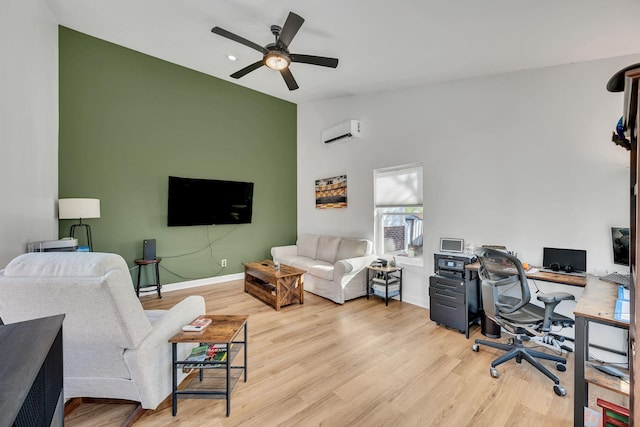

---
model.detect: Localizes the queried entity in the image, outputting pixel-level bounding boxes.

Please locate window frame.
[373,163,424,267]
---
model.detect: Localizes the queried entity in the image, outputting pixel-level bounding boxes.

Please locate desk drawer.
[429,296,466,332]
[429,286,465,305]
[429,275,465,294]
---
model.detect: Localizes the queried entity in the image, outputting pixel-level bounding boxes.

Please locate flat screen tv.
[167,176,254,226]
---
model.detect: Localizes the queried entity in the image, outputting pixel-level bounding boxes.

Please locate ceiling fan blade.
[290,54,339,68]
[230,60,265,79]
[280,68,299,91]
[211,27,268,54]
[276,12,304,50]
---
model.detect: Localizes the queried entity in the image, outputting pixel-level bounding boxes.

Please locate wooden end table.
[244,260,305,311]
[169,315,248,417]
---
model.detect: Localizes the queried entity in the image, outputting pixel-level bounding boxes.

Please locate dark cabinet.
[429,253,479,338]
[0,315,65,427]
[429,274,479,338]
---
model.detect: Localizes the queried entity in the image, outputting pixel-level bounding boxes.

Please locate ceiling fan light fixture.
[265,52,290,70]
[212,12,338,90]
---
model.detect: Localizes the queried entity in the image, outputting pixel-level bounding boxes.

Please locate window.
[374,164,423,264]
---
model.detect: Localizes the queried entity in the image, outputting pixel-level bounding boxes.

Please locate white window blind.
[375,165,423,207]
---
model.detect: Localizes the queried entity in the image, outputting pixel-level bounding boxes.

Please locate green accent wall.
[58,27,297,284]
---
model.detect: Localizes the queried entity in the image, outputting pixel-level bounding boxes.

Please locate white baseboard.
[138,272,244,295]
[140,273,430,312]
[401,295,429,309]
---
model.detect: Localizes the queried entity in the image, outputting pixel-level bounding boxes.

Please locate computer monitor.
[542,247,587,273]
[611,227,630,266]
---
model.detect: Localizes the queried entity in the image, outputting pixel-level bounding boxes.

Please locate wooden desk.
[465,261,586,287]
[573,276,629,426]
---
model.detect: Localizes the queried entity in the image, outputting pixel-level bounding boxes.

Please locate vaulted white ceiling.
[47,0,640,104]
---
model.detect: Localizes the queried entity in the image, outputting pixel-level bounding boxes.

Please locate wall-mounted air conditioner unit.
[321,120,361,146]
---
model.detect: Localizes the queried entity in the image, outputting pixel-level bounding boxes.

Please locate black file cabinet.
[429,253,479,338]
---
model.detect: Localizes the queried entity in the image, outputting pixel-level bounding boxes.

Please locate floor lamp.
[58,198,101,252]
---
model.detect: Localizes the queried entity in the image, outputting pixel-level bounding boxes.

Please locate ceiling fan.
[211,12,339,91]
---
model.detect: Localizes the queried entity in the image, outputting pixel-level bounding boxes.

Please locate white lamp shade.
[58,198,101,219]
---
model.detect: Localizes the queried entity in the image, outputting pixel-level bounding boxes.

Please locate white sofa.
[0,252,205,411]
[271,234,376,304]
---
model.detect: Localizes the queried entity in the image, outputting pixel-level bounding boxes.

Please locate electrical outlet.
[221,259,227,267]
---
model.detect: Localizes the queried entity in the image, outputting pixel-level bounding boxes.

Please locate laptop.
[541,247,587,277]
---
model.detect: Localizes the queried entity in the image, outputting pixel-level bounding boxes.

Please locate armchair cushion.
[5,251,123,277]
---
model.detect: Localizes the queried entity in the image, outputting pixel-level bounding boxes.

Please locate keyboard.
[599,272,630,287]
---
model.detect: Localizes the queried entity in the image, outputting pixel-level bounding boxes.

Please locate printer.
[27,238,78,253]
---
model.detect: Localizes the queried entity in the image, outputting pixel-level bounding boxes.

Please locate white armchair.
[0,252,205,412]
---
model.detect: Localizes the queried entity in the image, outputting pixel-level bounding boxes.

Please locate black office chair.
[471,247,575,396]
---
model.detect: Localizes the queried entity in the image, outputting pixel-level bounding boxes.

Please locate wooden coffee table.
[244,260,305,311]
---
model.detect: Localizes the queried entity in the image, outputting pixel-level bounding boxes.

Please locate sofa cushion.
[316,236,342,264]
[274,253,298,267]
[283,256,331,272]
[308,264,334,281]
[297,234,319,259]
[336,238,370,261]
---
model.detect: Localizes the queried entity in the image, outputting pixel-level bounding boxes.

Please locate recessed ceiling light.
[227,54,237,61]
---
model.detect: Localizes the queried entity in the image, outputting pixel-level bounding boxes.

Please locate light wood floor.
[64,280,622,426]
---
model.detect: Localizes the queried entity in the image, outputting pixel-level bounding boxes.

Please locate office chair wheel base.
[472,344,479,352]
[553,385,567,397]
[490,367,499,378]
[556,363,566,372]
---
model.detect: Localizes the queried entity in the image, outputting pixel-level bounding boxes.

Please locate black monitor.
[611,227,630,266]
[542,247,587,273]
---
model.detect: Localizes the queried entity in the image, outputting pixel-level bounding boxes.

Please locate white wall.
[0,0,59,267]
[298,54,640,309]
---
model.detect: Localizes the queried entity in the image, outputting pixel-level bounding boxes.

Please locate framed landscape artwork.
[315,175,347,209]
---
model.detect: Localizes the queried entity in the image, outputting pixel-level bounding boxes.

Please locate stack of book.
[183,343,231,371]
[371,276,400,298]
[181,316,212,332]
